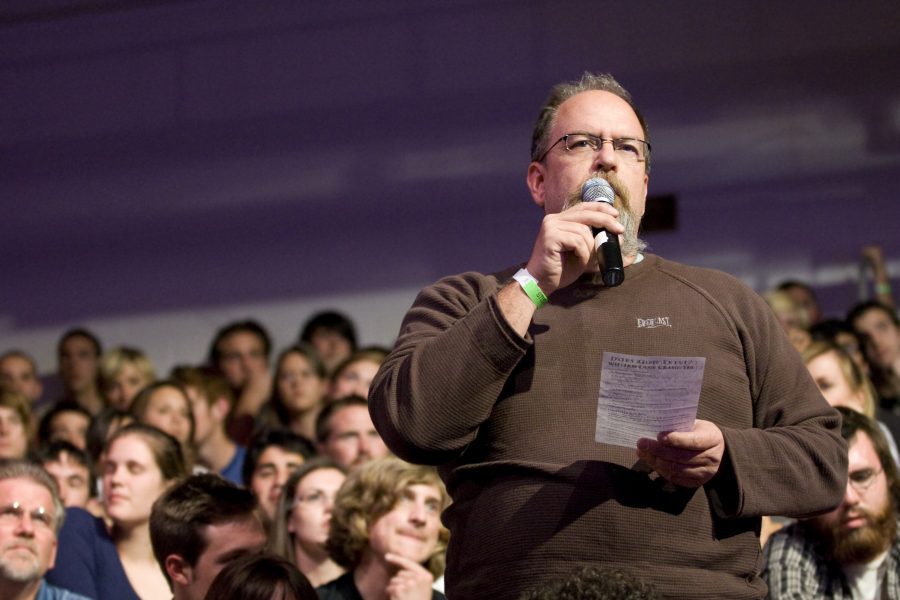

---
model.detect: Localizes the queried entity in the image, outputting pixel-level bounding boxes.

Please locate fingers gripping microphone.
[582,178,624,287]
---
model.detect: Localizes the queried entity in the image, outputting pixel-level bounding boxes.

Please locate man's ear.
[526,161,546,209]
[211,396,230,422]
[165,554,192,586]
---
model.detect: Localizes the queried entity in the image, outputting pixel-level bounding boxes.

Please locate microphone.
[581,177,624,287]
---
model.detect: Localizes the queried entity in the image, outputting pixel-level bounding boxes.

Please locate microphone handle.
[592,226,625,287]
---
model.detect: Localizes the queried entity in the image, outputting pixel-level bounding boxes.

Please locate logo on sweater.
[636,316,671,329]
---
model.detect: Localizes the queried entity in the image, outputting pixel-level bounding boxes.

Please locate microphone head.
[581,178,615,205]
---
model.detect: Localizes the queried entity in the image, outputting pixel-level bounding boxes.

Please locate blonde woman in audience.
[100,346,156,411]
[0,390,31,460]
[803,340,900,461]
[268,344,328,441]
[764,289,812,352]
[271,458,348,587]
[46,424,188,600]
[318,457,449,600]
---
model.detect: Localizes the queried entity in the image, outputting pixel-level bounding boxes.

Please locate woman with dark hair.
[46,424,189,600]
[204,553,317,600]
[270,458,348,586]
[319,457,449,600]
[268,344,328,441]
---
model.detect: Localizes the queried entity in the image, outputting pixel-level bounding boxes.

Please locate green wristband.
[513,268,549,308]
[877,282,892,295]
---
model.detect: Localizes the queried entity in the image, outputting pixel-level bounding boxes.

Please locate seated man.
[764,407,900,598]
[37,404,91,451]
[207,319,272,444]
[241,428,315,529]
[319,457,449,600]
[150,473,267,600]
[170,365,244,484]
[0,459,90,600]
[34,441,97,511]
[314,396,390,470]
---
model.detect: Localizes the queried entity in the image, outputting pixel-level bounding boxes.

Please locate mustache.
[563,172,630,211]
[1,541,38,555]
[563,172,646,257]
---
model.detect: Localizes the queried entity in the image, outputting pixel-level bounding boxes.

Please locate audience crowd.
[0,248,896,598]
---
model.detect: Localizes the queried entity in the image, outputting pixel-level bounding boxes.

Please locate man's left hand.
[636,419,725,488]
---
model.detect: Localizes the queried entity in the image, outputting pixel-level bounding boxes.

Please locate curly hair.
[325,457,450,578]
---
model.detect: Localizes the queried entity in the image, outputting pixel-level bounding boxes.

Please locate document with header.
[595,352,706,448]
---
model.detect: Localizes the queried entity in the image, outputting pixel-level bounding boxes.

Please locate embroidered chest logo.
[636,316,672,329]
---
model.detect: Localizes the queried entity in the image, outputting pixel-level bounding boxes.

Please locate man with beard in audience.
[765,407,900,598]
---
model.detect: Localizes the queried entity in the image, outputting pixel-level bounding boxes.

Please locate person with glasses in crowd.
[764,407,900,598]
[369,72,847,599]
[0,460,91,600]
[270,458,348,587]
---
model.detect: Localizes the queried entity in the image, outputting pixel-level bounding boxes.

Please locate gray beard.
[563,173,647,258]
[0,550,41,583]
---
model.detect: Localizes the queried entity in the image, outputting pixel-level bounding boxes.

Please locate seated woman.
[803,339,900,461]
[99,346,156,411]
[0,390,31,460]
[318,457,449,600]
[266,344,328,441]
[203,553,317,600]
[270,458,348,587]
[130,380,196,469]
[46,423,188,600]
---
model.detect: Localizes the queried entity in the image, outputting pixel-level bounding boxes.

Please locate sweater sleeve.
[701,278,847,519]
[369,271,529,464]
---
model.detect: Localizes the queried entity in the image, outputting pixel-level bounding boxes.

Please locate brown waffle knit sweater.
[370,253,847,600]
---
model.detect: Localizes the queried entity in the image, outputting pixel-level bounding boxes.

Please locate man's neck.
[293,541,344,587]
[197,427,237,473]
[0,577,41,600]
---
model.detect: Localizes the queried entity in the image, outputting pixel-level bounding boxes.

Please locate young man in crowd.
[765,407,900,597]
[207,320,272,444]
[241,429,315,529]
[56,329,104,416]
[150,473,267,600]
[171,365,245,484]
[315,396,390,470]
[35,441,97,511]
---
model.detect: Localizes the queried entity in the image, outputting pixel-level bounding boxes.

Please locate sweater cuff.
[705,429,742,518]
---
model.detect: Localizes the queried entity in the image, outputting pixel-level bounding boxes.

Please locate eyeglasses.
[0,501,56,530]
[294,490,335,507]
[848,467,883,494]
[536,133,651,164]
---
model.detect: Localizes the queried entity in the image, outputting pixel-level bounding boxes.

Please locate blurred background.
[1,0,899,374]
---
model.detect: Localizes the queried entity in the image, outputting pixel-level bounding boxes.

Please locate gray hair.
[530,72,651,173]
[0,460,66,533]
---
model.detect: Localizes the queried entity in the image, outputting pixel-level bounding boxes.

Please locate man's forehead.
[200,516,266,555]
[554,90,642,135]
[0,477,53,504]
[849,431,883,470]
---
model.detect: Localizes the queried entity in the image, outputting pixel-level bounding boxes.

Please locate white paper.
[595,352,706,448]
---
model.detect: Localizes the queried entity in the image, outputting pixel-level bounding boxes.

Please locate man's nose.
[592,140,618,172]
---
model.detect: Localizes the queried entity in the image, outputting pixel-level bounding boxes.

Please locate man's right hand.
[525,201,624,295]
[497,201,624,336]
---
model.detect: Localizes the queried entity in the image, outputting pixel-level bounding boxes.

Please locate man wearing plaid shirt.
[764,407,900,599]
